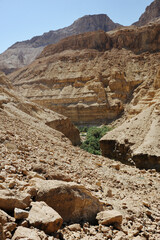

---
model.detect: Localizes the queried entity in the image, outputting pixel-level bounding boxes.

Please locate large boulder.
[29,178,103,223]
[100,104,160,171]
[0,189,31,212]
[28,201,63,234]
[0,209,15,225]
[96,210,123,225]
[12,226,48,240]
[0,210,16,240]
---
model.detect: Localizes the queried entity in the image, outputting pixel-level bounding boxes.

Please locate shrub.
[80,126,112,155]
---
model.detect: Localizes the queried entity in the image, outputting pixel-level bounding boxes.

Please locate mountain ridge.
[0,14,121,74]
[133,0,160,26]
[10,14,121,49]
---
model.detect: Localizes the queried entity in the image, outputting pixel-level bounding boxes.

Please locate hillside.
[0,14,120,74]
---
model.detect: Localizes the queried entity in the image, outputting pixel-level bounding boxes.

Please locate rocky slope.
[0,14,120,74]
[133,0,160,26]
[9,21,160,125]
[0,72,160,239]
[0,72,80,145]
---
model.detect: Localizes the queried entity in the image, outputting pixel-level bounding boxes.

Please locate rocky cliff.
[9,21,160,125]
[100,103,160,171]
[0,14,120,74]
[39,22,160,57]
[133,0,160,26]
[0,72,80,145]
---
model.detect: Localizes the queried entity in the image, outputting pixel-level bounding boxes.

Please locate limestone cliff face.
[9,49,142,125]
[9,22,160,125]
[100,64,160,170]
[100,104,160,171]
[0,72,80,145]
[133,0,160,26]
[126,66,160,117]
[0,14,120,74]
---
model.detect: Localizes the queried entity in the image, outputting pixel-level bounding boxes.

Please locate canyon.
[9,21,160,126]
[8,18,160,173]
[0,0,160,239]
[0,69,160,239]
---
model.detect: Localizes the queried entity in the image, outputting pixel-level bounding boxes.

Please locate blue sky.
[0,0,153,53]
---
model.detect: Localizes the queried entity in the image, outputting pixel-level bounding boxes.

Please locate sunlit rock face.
[9,22,160,125]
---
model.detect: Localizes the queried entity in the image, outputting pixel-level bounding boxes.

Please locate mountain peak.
[0,14,121,74]
[70,14,121,32]
[133,0,160,26]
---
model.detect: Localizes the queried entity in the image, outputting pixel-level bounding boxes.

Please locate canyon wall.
[9,22,160,125]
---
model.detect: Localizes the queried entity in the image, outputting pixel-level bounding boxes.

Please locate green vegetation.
[79,126,112,155]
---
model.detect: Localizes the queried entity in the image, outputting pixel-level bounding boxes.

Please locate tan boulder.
[27,201,63,234]
[96,210,122,225]
[29,178,103,223]
[0,210,16,240]
[14,208,29,220]
[68,223,81,231]
[12,226,48,240]
[0,209,15,225]
[0,189,31,212]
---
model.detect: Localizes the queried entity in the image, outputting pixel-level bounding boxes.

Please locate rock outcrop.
[96,210,123,225]
[133,0,160,26]
[9,22,160,124]
[100,104,160,171]
[30,178,103,223]
[0,14,120,74]
[0,72,80,145]
[0,190,31,212]
[39,22,160,57]
[28,201,63,234]
[12,226,48,240]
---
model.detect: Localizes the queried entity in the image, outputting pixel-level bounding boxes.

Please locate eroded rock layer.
[9,22,160,124]
[0,72,80,145]
[100,104,160,171]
